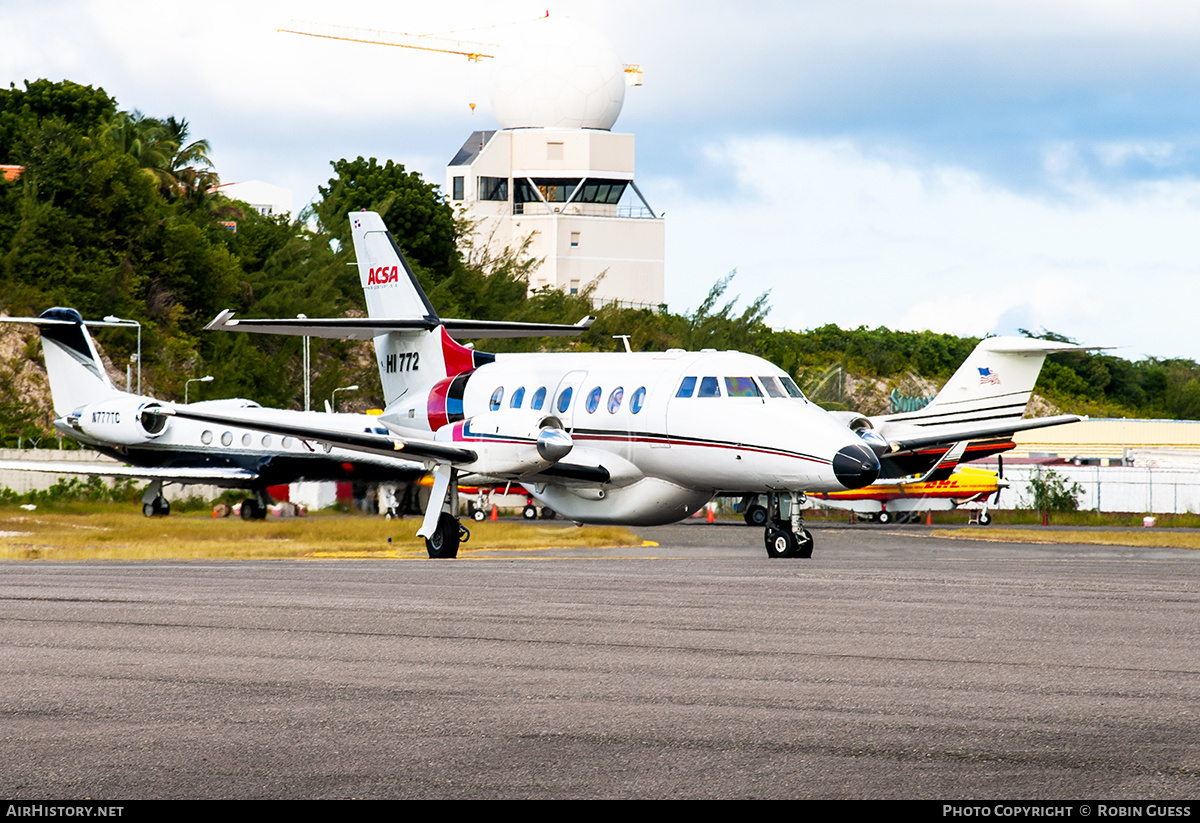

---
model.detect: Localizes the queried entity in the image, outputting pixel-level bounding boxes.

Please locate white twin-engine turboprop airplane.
[159,211,884,558]
[168,212,1089,558]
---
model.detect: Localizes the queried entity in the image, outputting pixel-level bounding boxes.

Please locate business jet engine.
[436,409,574,477]
[827,411,890,457]
[67,398,170,445]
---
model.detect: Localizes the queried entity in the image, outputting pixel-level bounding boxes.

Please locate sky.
[4,0,1200,361]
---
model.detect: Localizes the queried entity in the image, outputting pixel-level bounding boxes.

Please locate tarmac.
[1,520,1197,799]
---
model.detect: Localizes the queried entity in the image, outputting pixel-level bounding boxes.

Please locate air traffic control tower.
[447,18,664,308]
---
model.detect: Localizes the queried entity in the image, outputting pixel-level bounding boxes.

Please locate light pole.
[185,375,213,404]
[101,316,142,395]
[297,313,310,411]
[331,384,359,412]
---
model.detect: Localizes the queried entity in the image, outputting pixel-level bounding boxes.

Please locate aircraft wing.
[153,408,612,485]
[881,414,1084,456]
[0,460,259,484]
[205,310,596,340]
[154,407,477,464]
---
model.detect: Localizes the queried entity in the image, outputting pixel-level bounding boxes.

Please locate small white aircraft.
[158,211,884,558]
[0,309,430,517]
[167,212,1092,557]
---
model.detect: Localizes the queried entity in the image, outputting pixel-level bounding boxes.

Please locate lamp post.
[185,375,213,404]
[297,314,310,411]
[331,384,359,412]
[101,315,142,395]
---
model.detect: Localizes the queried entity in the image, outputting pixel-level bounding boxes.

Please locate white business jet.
[160,211,883,558]
[0,308,430,517]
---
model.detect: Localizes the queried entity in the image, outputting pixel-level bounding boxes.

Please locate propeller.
[994,454,1005,505]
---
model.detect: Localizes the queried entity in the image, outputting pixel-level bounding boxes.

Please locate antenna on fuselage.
[613,335,633,353]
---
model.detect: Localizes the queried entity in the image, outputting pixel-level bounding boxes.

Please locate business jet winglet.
[190,210,882,559]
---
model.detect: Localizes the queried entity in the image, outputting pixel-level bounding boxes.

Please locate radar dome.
[489,17,626,130]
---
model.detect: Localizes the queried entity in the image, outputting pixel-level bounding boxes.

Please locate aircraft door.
[551,369,589,432]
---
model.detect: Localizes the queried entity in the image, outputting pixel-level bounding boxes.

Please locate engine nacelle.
[827,410,890,456]
[436,409,573,476]
[68,397,169,445]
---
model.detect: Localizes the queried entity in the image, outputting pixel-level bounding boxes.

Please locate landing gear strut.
[762,491,813,559]
[419,465,470,559]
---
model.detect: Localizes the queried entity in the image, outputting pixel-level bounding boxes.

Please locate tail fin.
[350,211,439,322]
[880,336,1093,430]
[0,308,120,416]
[349,212,490,405]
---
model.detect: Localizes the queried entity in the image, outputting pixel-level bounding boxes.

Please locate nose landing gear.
[762,491,813,559]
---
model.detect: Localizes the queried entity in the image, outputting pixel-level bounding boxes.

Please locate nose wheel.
[762,492,814,558]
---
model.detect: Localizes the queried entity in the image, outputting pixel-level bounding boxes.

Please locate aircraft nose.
[833,443,881,489]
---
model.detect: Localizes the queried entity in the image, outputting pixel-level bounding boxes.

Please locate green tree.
[1024,468,1083,514]
[313,157,458,282]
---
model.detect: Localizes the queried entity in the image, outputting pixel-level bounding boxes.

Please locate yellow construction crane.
[278,17,644,83]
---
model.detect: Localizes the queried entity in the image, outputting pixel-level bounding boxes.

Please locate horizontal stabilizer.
[206,310,595,340]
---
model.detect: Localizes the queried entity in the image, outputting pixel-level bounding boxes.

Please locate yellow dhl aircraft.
[809,465,1005,524]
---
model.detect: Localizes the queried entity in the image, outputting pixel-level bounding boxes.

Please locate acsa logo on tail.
[368,266,399,285]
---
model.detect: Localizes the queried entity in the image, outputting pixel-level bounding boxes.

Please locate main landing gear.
[762,491,814,559]
[141,480,170,517]
[421,466,470,559]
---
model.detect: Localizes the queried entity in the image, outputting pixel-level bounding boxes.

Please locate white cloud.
[658,136,1200,358]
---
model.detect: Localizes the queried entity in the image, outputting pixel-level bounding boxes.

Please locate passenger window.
[201,430,213,445]
[557,386,573,413]
[261,435,272,447]
[585,386,601,413]
[759,376,786,398]
[241,433,252,447]
[531,387,547,410]
[676,376,697,398]
[510,387,526,409]
[698,377,721,398]
[631,387,646,414]
[608,387,624,413]
[489,387,504,411]
[221,431,232,447]
[725,377,762,398]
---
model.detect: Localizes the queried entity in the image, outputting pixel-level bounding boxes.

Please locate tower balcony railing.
[512,202,658,218]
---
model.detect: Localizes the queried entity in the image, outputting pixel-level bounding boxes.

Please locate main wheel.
[877,511,892,525]
[240,499,259,520]
[425,512,461,559]
[522,505,537,520]
[765,528,797,558]
[541,508,557,520]
[978,511,992,526]
[743,504,769,527]
[143,496,170,517]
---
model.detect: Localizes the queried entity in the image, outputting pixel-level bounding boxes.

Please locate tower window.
[478,177,508,201]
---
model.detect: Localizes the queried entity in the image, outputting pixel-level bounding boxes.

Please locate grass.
[0,508,643,561]
[938,527,1200,550]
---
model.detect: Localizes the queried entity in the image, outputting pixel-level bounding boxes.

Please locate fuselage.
[60,394,422,488]
[381,348,880,525]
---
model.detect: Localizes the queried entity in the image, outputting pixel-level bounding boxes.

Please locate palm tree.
[102,112,219,204]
